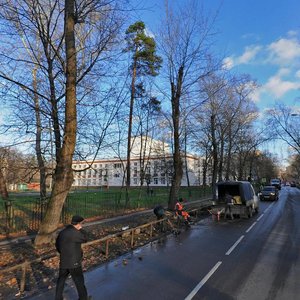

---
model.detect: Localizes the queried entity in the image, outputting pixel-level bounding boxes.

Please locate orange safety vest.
[175,202,184,211]
[175,202,190,220]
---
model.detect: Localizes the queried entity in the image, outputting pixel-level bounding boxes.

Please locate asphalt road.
[27,186,300,300]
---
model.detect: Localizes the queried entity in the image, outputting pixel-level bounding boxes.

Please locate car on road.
[213,181,259,218]
[270,178,281,190]
[259,185,279,201]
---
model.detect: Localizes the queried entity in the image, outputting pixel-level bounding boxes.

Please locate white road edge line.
[184,261,222,300]
[226,235,244,255]
[246,222,257,233]
[264,202,275,213]
[257,214,264,221]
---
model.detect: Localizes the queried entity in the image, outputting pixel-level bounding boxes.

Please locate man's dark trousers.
[55,266,88,300]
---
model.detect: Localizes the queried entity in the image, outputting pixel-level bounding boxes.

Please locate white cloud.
[237,45,262,64]
[225,35,300,69]
[264,72,300,98]
[250,88,262,103]
[222,56,234,69]
[145,28,155,38]
[267,37,300,65]
[223,33,300,102]
[223,45,262,69]
[287,30,298,37]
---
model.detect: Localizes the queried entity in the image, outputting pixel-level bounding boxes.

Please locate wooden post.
[20,262,27,292]
[105,240,109,258]
[131,230,134,248]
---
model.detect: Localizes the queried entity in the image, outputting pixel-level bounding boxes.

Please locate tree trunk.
[218,134,224,182]
[33,67,47,200]
[0,167,13,231]
[168,66,184,210]
[35,0,77,246]
[0,167,8,200]
[126,56,137,203]
[225,125,232,180]
[184,128,191,197]
[211,114,218,200]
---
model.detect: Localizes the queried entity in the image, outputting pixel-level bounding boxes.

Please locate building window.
[160,178,165,185]
[133,178,138,184]
[154,178,158,185]
[114,163,122,169]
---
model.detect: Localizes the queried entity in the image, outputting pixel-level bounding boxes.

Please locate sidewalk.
[1,197,211,299]
[24,220,209,300]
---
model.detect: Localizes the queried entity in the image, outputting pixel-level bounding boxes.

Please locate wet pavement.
[24,188,300,300]
[26,218,214,300]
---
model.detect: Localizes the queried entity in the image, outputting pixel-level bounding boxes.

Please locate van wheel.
[247,206,253,218]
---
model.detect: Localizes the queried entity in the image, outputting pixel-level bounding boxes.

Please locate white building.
[72,137,203,187]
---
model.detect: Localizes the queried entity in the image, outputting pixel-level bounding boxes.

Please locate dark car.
[259,186,278,201]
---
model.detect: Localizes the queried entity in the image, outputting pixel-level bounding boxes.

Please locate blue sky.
[131,0,300,163]
[132,0,300,111]
[1,1,299,163]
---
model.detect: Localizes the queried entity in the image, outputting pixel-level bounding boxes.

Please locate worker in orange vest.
[175,198,191,225]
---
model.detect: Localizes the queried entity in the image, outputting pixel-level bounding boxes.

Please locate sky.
[132,0,300,109]
[1,0,299,163]
[131,0,300,163]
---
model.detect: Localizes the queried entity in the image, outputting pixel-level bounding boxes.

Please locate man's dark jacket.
[55,225,88,269]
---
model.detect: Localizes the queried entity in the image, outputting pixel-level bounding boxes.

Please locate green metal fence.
[0,186,212,236]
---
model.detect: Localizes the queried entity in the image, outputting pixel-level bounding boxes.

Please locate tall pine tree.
[124,21,162,200]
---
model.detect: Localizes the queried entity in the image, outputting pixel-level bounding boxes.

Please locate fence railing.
[0,203,211,296]
[0,186,212,236]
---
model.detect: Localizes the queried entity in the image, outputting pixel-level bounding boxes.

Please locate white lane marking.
[257,214,264,221]
[184,261,222,300]
[226,235,244,255]
[246,222,257,233]
[264,202,275,213]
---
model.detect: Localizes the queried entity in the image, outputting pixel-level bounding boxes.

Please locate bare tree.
[266,103,300,155]
[285,154,300,182]
[159,0,217,209]
[34,0,77,245]
[0,0,125,245]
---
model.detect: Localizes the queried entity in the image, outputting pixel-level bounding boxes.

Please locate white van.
[213,181,259,218]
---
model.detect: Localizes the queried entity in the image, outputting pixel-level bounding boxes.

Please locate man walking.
[55,215,90,300]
